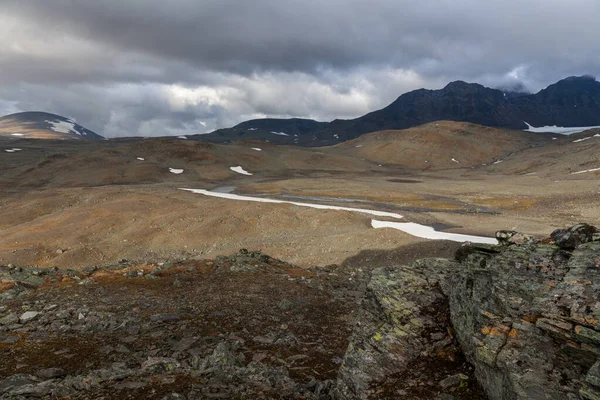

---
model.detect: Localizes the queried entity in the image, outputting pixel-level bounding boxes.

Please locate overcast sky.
[1,0,599,137]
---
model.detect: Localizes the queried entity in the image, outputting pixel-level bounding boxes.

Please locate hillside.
[0,112,103,140]
[479,127,600,176]
[189,118,328,146]
[332,121,551,169]
[200,75,600,146]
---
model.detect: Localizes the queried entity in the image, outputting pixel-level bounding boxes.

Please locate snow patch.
[571,167,600,175]
[177,136,187,140]
[523,122,600,135]
[493,159,504,164]
[451,158,460,163]
[169,168,184,174]
[251,148,262,151]
[271,131,289,136]
[371,220,497,244]
[230,166,252,176]
[11,133,24,136]
[572,133,600,143]
[137,157,145,161]
[46,120,82,135]
[179,188,404,219]
[4,148,22,153]
[248,128,257,131]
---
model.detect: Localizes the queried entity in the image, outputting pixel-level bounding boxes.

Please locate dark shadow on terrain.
[387,178,423,183]
[341,240,463,271]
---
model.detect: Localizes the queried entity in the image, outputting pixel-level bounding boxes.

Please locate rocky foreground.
[1,224,599,399]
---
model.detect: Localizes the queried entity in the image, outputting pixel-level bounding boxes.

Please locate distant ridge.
[0,111,104,140]
[197,75,600,146]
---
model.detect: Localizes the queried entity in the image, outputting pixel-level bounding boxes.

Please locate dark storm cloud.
[1,0,599,136]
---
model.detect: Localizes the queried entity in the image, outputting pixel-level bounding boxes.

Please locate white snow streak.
[371,220,497,244]
[179,188,404,219]
[230,166,252,176]
[571,167,600,175]
[169,168,184,174]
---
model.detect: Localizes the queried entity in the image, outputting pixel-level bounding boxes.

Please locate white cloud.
[0,0,599,137]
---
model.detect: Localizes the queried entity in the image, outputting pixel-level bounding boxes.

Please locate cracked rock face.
[336,224,600,400]
[335,259,485,399]
[448,224,600,400]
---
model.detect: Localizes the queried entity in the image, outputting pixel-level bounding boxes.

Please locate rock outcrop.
[337,223,600,400]
[449,223,600,399]
[336,258,485,399]
[2,225,600,399]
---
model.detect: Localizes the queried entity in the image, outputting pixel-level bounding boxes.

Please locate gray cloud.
[0,0,599,137]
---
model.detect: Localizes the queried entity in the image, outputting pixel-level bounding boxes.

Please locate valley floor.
[1,125,599,399]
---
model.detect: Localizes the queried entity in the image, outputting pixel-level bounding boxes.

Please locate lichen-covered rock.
[336,258,463,399]
[495,230,539,247]
[551,223,598,249]
[448,224,600,400]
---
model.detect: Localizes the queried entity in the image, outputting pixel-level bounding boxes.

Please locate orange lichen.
[489,325,511,337]
[0,281,15,293]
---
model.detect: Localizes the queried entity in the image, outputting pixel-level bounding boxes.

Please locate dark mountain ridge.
[198,75,600,146]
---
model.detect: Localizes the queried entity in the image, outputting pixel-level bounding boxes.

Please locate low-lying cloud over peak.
[1,0,599,137]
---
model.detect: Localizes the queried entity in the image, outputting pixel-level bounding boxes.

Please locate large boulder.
[447,224,600,399]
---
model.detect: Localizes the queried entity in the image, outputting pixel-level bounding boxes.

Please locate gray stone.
[141,357,180,372]
[36,368,67,379]
[150,313,180,322]
[0,313,19,325]
[161,393,186,400]
[19,311,41,323]
[0,375,38,395]
[2,336,20,344]
[439,373,468,389]
[172,337,197,352]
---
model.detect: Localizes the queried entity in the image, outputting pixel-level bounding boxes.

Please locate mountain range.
[193,75,600,145]
[1,76,600,144]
